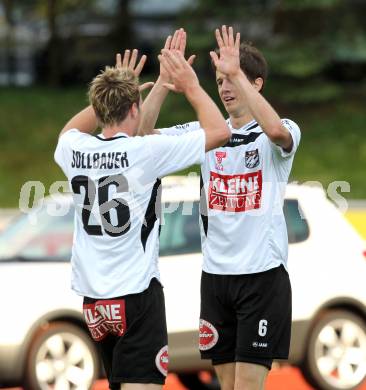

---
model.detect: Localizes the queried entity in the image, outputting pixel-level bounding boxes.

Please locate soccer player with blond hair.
[54,29,231,390]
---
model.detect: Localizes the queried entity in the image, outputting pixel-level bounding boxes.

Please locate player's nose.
[221,79,232,93]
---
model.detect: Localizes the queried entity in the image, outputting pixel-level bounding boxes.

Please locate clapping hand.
[160,28,196,83]
[158,49,199,94]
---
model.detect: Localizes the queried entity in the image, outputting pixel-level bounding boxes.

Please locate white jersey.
[160,118,300,274]
[55,128,205,298]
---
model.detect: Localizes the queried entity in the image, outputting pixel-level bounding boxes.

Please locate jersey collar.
[95,132,129,141]
[227,118,258,133]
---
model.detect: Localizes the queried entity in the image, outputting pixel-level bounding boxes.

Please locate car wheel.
[303,310,366,390]
[178,372,220,390]
[24,321,99,390]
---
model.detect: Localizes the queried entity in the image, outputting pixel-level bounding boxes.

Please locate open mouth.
[223,96,235,103]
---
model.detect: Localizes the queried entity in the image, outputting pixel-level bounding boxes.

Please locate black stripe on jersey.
[244,122,259,132]
[141,179,162,251]
[224,129,263,148]
[94,135,128,141]
[200,172,208,237]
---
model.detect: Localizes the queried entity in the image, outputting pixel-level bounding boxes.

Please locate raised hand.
[115,49,154,92]
[210,25,241,77]
[116,49,146,76]
[158,49,199,94]
[160,28,196,83]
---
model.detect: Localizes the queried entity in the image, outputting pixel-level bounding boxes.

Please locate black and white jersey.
[55,129,205,298]
[160,118,301,274]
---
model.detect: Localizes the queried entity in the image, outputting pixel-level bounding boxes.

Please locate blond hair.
[88,67,140,127]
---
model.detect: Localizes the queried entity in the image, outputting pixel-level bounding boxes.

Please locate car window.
[159,201,201,256]
[0,197,309,261]
[0,204,74,262]
[283,199,309,244]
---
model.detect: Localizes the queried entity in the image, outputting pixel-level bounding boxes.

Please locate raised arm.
[138,28,195,136]
[59,105,98,138]
[159,50,230,151]
[59,49,150,137]
[210,25,293,151]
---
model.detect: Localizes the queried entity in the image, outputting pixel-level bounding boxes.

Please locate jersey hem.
[201,261,286,276]
[71,274,161,299]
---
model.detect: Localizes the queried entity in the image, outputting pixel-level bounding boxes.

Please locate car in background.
[0,176,366,390]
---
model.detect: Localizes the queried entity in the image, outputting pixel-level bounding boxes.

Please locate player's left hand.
[115,50,154,92]
[210,25,241,77]
[116,49,146,75]
[158,50,199,94]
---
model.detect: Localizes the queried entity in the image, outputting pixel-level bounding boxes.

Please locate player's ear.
[253,77,264,92]
[131,102,139,118]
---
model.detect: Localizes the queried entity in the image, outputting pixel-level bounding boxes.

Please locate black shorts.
[199,265,292,370]
[83,278,168,389]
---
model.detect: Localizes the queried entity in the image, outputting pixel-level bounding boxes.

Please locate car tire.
[24,321,99,390]
[302,310,366,390]
[178,372,220,390]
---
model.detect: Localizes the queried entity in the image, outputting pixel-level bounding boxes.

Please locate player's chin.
[223,101,238,114]
[221,100,231,109]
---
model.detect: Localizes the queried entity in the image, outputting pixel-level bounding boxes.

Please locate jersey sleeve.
[54,129,83,175]
[270,119,301,158]
[146,129,206,178]
[158,121,201,136]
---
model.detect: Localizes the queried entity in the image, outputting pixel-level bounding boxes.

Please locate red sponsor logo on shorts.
[83,299,126,342]
[199,319,219,351]
[155,345,169,376]
[208,170,262,212]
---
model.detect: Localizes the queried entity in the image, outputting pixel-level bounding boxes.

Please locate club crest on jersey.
[245,149,259,169]
[215,151,227,171]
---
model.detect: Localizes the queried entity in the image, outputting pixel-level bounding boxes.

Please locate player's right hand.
[158,50,199,94]
[159,28,196,84]
[210,25,241,77]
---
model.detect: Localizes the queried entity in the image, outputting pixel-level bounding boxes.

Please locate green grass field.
[0,85,365,207]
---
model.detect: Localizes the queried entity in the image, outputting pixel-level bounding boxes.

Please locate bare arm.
[138,28,195,136]
[59,105,98,137]
[160,50,230,151]
[186,86,230,152]
[230,71,292,150]
[138,77,169,136]
[211,26,293,151]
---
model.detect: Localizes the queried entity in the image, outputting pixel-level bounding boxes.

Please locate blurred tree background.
[0,0,365,206]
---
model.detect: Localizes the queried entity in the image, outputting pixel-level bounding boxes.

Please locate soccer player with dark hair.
[150,26,301,390]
